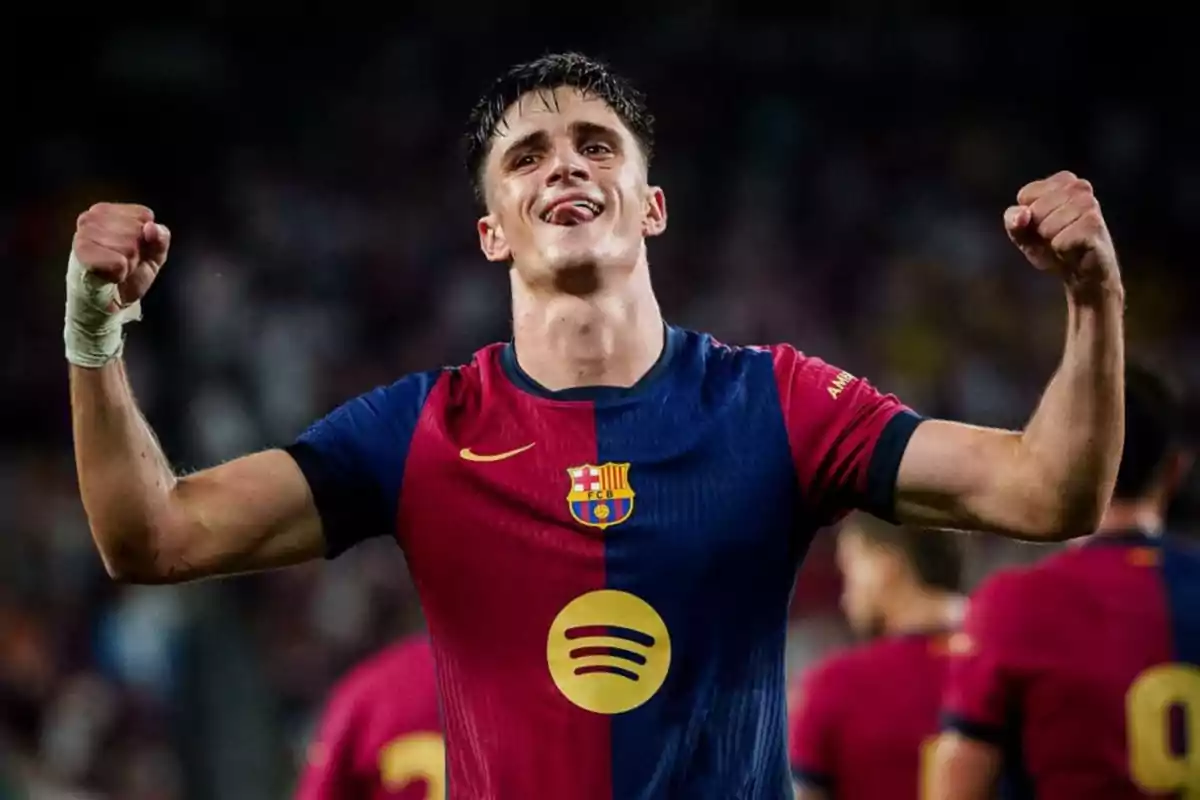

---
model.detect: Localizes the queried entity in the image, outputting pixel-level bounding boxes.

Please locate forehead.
[489,86,634,153]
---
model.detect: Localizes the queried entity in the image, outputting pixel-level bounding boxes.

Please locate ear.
[477,214,510,262]
[642,185,667,238]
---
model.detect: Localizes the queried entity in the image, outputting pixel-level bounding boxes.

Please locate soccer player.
[66,52,1126,798]
[789,513,964,799]
[295,635,443,800]
[935,363,1196,799]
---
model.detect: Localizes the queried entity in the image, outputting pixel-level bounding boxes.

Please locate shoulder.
[329,343,509,420]
[959,561,1064,655]
[680,331,857,396]
[336,637,435,703]
[697,336,840,376]
[793,639,886,710]
[752,341,858,394]
[966,565,1038,620]
[972,547,1087,609]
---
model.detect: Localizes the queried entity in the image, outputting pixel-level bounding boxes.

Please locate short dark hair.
[1115,362,1188,500]
[463,52,655,201]
[851,514,963,594]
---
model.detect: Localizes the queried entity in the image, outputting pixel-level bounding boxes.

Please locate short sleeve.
[294,682,366,800]
[788,663,842,790]
[941,573,1023,745]
[770,344,923,526]
[284,370,441,559]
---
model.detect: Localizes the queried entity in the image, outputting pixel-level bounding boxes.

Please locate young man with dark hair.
[65,52,1125,797]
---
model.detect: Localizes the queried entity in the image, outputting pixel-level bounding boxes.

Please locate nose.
[544,143,590,186]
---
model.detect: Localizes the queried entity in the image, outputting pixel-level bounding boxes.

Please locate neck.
[509,255,665,392]
[1095,499,1164,537]
[882,586,963,636]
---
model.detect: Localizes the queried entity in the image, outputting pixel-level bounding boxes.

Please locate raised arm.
[71,363,323,583]
[893,172,1125,541]
[772,173,1123,544]
[68,204,324,583]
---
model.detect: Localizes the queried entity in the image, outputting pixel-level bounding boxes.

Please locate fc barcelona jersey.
[285,326,922,800]
[942,531,1200,798]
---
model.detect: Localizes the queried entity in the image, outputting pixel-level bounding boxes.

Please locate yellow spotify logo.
[547,590,671,714]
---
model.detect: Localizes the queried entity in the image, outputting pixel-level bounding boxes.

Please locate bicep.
[894,419,1054,539]
[929,733,1000,800]
[153,448,323,581]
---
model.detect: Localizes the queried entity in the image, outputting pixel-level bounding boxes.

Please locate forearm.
[65,207,325,582]
[1017,286,1125,536]
[70,360,178,577]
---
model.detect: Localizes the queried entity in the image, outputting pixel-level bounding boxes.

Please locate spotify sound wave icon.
[546,590,672,715]
[566,623,654,681]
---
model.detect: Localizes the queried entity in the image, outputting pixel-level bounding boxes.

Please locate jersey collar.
[501,324,683,403]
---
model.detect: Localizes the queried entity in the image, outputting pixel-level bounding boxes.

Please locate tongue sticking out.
[547,203,598,226]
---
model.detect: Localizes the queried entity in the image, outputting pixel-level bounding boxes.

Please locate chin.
[551,232,640,270]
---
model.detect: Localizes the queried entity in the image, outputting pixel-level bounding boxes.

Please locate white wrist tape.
[63,251,143,368]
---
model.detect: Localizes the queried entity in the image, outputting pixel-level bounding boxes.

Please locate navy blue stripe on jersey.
[790,767,832,790]
[864,410,923,522]
[997,702,1035,800]
[941,713,1006,746]
[1160,536,1200,665]
[285,369,442,558]
[597,332,801,800]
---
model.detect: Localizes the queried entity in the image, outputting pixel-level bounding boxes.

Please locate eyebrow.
[498,121,622,165]
[500,130,548,164]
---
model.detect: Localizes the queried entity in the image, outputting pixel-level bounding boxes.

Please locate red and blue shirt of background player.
[942,531,1200,798]
[284,325,922,800]
[296,636,443,800]
[789,629,958,799]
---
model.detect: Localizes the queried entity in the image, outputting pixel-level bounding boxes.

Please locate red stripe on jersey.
[396,350,611,799]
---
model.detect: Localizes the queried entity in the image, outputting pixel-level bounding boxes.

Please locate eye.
[513,153,538,168]
[581,142,613,157]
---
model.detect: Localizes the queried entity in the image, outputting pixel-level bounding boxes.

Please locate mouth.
[539,196,605,227]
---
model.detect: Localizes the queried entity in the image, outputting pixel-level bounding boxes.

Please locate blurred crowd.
[1,19,1197,799]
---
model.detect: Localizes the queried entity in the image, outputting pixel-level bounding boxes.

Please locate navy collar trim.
[501,324,682,403]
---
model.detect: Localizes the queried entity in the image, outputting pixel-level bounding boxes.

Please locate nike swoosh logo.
[459,443,536,462]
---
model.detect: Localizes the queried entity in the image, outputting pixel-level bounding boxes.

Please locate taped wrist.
[63,251,142,368]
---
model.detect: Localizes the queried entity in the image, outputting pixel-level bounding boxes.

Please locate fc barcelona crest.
[566,463,635,530]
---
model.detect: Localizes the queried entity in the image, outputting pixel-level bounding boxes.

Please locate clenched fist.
[1004,171,1122,301]
[65,203,171,367]
[73,203,171,309]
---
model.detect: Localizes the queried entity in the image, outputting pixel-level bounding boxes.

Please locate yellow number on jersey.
[379,731,446,800]
[1127,663,1200,797]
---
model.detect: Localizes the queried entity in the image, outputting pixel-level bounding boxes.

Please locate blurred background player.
[935,362,1197,798]
[789,513,964,799]
[295,635,442,800]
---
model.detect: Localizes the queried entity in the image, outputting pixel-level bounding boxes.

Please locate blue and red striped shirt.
[286,326,920,799]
